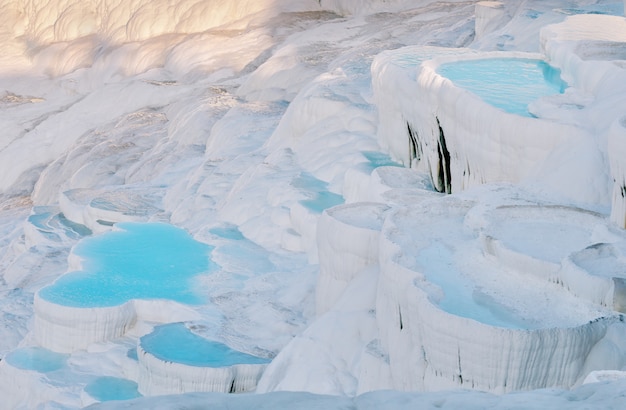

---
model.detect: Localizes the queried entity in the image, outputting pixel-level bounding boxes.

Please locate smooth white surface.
[1,1,626,408]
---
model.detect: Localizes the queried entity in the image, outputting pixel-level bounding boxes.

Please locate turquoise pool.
[140,323,270,367]
[419,242,534,330]
[292,173,344,214]
[84,377,141,402]
[38,223,214,307]
[361,151,401,169]
[437,58,568,117]
[5,347,68,373]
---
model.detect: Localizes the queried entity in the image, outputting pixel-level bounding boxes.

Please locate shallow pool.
[437,58,568,117]
[28,206,92,241]
[5,347,68,373]
[361,151,401,170]
[292,173,344,214]
[419,242,533,329]
[140,322,270,367]
[38,222,214,307]
[84,377,141,401]
[495,220,591,264]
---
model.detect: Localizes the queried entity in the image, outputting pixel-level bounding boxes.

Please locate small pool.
[140,323,270,367]
[84,377,141,402]
[38,222,214,307]
[419,242,533,329]
[5,347,68,373]
[28,207,92,241]
[292,173,344,214]
[495,220,591,264]
[209,224,246,240]
[437,58,568,117]
[361,151,401,170]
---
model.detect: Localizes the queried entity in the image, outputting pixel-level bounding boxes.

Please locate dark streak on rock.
[435,117,451,194]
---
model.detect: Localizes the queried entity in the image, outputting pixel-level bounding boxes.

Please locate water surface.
[5,347,68,373]
[84,377,141,401]
[437,58,568,117]
[39,223,214,307]
[140,322,270,367]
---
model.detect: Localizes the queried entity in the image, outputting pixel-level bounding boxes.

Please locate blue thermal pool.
[361,151,401,170]
[38,222,214,307]
[419,242,534,330]
[28,206,92,241]
[437,58,568,117]
[5,347,68,373]
[140,322,270,367]
[84,377,141,402]
[209,225,246,240]
[292,172,344,214]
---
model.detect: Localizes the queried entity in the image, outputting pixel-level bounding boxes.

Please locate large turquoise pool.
[437,58,568,117]
[38,223,214,307]
[140,322,270,367]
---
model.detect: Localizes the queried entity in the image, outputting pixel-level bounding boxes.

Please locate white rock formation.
[4,1,626,406]
[609,117,626,228]
[34,294,200,353]
[343,165,437,204]
[0,357,68,409]
[475,2,508,40]
[265,183,626,395]
[33,294,136,353]
[373,47,589,195]
[584,370,626,385]
[137,345,266,395]
[258,266,384,396]
[316,202,388,315]
[375,196,622,393]
[480,204,615,279]
[539,14,626,224]
[559,243,626,312]
[59,188,162,234]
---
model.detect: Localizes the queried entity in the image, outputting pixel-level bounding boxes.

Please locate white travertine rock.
[540,16,626,225]
[59,188,162,234]
[33,294,199,353]
[475,2,508,39]
[0,357,69,409]
[480,205,610,278]
[367,167,435,203]
[372,47,588,195]
[137,344,266,396]
[343,165,435,204]
[316,203,388,314]
[33,293,136,353]
[609,117,626,228]
[375,199,621,393]
[583,370,626,385]
[343,166,375,204]
[559,243,626,312]
[540,15,626,95]
[290,201,322,264]
[257,266,380,396]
